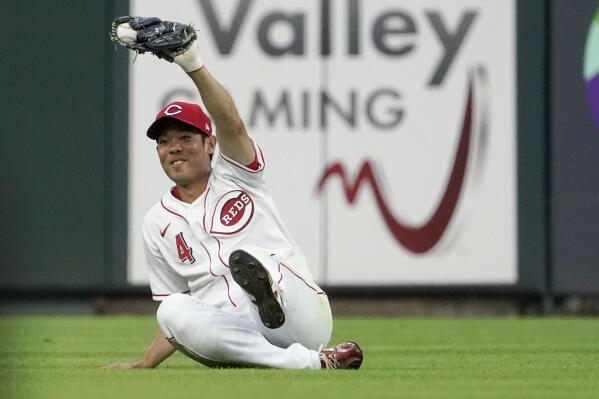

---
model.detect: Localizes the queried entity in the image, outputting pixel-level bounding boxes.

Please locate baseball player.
[105,16,362,370]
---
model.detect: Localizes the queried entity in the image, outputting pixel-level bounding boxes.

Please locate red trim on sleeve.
[220,142,265,173]
[245,150,261,171]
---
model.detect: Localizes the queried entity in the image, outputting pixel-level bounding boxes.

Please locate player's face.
[156,129,215,186]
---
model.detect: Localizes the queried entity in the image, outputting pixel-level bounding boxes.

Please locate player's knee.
[156,293,191,332]
[238,245,270,260]
[238,245,279,272]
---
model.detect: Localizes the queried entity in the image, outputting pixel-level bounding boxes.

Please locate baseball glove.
[110,16,204,72]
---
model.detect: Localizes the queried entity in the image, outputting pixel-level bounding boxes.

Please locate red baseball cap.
[146,101,213,139]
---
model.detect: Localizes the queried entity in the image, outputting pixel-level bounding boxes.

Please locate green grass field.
[0,317,598,399]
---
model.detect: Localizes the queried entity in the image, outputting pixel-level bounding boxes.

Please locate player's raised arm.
[186,67,255,166]
[110,16,255,165]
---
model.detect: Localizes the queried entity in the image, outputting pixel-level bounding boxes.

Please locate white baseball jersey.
[142,140,315,311]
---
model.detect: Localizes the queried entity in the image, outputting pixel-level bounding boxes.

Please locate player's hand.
[102,361,142,369]
[173,40,204,73]
[110,16,205,73]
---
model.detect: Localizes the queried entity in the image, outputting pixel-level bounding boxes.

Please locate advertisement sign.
[128,0,517,286]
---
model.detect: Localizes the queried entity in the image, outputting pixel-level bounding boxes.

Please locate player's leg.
[156,293,321,369]
[229,246,333,351]
[228,248,286,329]
[244,256,363,369]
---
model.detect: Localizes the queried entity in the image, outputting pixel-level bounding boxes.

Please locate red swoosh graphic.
[317,79,474,253]
[160,222,171,237]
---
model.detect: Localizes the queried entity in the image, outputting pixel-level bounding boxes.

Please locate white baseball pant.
[156,246,332,369]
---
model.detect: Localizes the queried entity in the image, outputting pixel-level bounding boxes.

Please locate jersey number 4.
[175,232,196,264]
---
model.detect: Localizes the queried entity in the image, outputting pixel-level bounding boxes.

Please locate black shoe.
[229,249,285,329]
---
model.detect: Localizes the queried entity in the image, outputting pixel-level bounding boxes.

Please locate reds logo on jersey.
[211,190,255,235]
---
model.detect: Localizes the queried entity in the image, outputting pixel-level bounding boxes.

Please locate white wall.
[127,0,517,286]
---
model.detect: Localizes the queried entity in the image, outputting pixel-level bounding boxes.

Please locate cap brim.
[146,117,170,140]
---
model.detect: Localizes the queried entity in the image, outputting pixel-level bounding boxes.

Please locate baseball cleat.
[319,341,363,370]
[229,249,285,329]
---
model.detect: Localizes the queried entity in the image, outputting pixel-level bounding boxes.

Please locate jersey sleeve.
[142,221,190,301]
[213,139,266,187]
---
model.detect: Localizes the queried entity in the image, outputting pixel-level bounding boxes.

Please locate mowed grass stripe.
[0,317,598,399]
